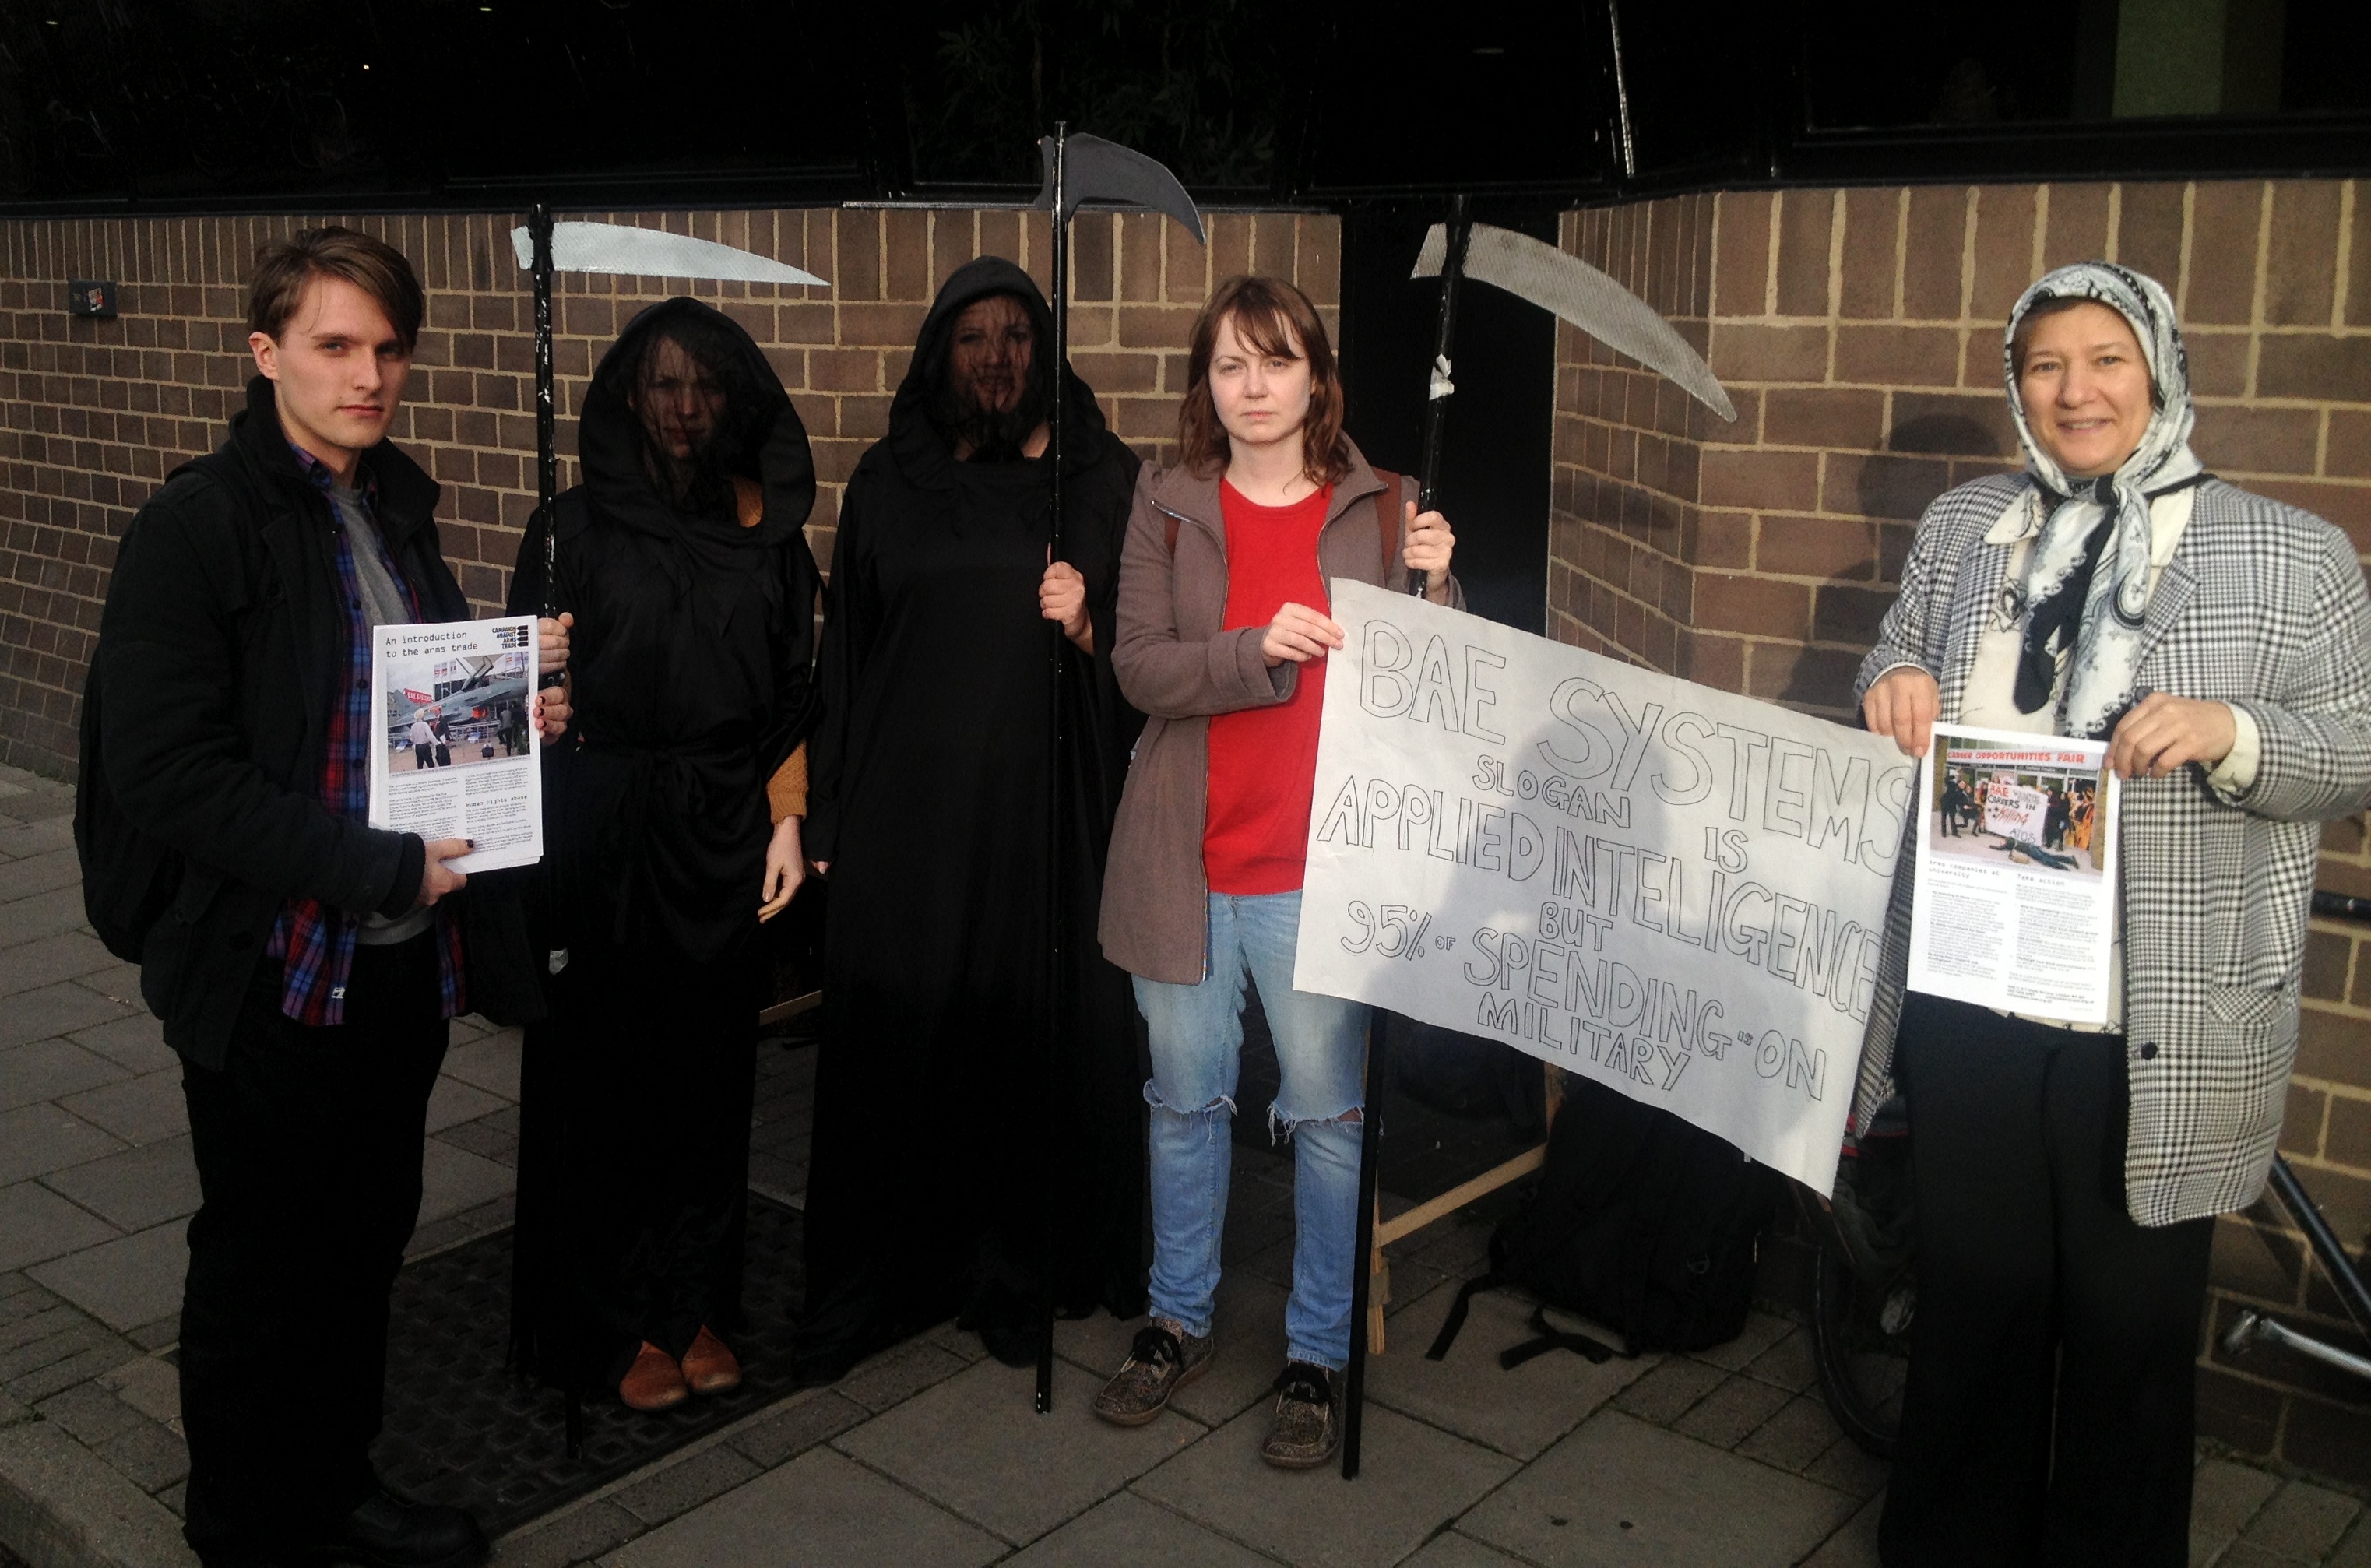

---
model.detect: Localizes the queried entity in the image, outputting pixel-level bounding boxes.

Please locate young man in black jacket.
[87,227,569,1568]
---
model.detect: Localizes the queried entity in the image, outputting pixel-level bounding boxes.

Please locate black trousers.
[1880,994,2212,1568]
[178,935,448,1556]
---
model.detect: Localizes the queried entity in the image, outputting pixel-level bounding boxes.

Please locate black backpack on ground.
[1426,1073,1782,1366]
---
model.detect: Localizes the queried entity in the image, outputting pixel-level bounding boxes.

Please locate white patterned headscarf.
[2002,262,2202,739]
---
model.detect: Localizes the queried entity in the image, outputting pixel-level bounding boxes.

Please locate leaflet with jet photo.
[368,617,542,874]
[1908,724,2119,1023]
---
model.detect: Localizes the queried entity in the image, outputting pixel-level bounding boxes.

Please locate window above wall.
[1799,0,2368,129]
[1779,0,2369,182]
[0,0,2362,215]
[0,0,881,209]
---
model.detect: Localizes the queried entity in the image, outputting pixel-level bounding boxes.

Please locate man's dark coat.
[90,376,542,1069]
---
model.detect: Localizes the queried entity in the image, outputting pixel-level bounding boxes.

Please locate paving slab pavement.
[1458,1409,1862,1567]
[0,1109,123,1190]
[61,1018,175,1079]
[0,1187,120,1276]
[1367,1278,1657,1461]
[28,1223,190,1335]
[0,1041,128,1115]
[604,1446,1006,1568]
[1400,1532,1537,1567]
[836,1355,1205,1546]
[1001,1490,1278,1568]
[37,1139,199,1233]
[57,1072,188,1148]
[0,1421,195,1568]
[1135,1401,1520,1568]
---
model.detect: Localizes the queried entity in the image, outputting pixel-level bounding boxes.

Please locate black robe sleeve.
[753,532,825,782]
[805,480,878,863]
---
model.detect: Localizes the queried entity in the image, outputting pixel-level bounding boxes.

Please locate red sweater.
[1204,480,1333,895]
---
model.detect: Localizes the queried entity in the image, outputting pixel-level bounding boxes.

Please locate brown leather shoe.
[681,1327,743,1395]
[620,1341,689,1411]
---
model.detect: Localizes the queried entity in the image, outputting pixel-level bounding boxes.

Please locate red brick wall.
[0,206,1340,775]
[1555,178,2371,1477]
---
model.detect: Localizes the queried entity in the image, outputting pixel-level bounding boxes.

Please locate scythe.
[1336,206,1739,1478]
[506,210,828,629]
[1028,127,1205,1415]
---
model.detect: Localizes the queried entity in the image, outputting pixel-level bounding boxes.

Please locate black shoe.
[294,1489,488,1568]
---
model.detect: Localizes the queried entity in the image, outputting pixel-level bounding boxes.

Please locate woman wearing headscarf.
[508,297,822,1412]
[1856,263,2371,1565]
[794,257,1148,1382]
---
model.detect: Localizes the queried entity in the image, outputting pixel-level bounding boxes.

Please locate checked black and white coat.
[1852,472,2371,1226]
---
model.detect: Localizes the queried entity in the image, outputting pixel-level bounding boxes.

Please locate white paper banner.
[1293,581,1915,1192]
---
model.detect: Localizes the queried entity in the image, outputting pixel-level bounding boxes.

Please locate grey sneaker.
[1261,1360,1340,1468]
[1094,1320,1214,1426]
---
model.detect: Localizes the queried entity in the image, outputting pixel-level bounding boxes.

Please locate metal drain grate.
[371,1194,804,1536]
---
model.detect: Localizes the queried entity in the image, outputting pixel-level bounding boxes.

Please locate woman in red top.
[1092,276,1458,1467]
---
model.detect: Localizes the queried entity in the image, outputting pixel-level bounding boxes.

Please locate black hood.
[578,296,815,549]
[888,255,1112,487]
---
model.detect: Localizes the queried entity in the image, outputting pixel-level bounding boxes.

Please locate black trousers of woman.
[513,930,762,1387]
[1881,994,2213,1568]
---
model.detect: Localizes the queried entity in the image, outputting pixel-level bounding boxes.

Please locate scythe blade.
[1030,132,1206,244]
[1416,221,1736,421]
[507,220,828,287]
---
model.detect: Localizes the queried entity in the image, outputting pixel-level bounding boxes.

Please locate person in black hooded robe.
[797,257,1147,1381]
[508,297,822,1410]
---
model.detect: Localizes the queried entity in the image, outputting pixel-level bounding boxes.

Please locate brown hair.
[1176,274,1350,486]
[246,226,424,353]
[2010,294,2120,377]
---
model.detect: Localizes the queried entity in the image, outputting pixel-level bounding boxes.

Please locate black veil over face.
[573,297,816,558]
[923,290,1054,462]
[610,307,776,517]
[882,258,1113,489]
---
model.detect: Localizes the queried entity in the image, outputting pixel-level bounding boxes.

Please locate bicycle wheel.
[1803,1211,1910,1459]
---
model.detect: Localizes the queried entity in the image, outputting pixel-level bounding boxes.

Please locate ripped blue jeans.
[1133,889,1368,1371]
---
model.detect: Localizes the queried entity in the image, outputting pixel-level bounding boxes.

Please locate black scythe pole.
[1412,193,1472,581]
[1038,121,1070,1419]
[532,202,559,631]
[525,200,582,1461]
[1342,190,1472,1482]
[1024,125,1202,1416]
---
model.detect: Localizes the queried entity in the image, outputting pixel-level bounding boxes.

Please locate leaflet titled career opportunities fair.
[1907,724,2120,1024]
